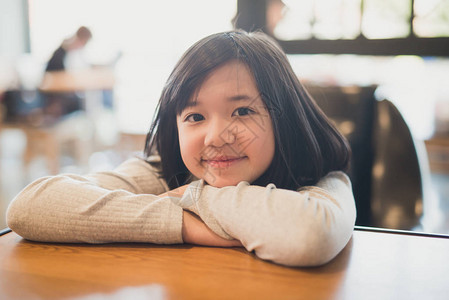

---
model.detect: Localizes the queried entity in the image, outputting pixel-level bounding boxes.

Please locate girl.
[6,30,356,267]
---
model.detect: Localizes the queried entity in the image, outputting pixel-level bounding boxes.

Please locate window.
[236,0,449,56]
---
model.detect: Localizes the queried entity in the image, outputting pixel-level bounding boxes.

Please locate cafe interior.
[1,0,449,236]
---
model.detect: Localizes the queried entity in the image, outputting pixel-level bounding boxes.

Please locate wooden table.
[1,228,448,300]
[39,68,115,93]
[39,68,115,115]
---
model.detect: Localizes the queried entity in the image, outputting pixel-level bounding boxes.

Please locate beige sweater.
[6,157,356,267]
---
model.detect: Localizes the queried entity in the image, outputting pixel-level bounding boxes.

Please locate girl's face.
[177,61,275,188]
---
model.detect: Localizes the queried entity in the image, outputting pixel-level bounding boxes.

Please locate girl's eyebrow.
[228,94,253,102]
[184,101,199,109]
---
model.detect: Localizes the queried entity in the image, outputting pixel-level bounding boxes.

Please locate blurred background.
[1,0,449,234]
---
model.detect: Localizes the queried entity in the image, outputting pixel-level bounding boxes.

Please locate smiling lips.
[202,156,247,168]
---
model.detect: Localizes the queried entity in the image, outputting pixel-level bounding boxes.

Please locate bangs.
[172,76,204,116]
[172,59,248,116]
[167,33,249,116]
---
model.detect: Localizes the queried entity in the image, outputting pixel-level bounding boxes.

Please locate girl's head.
[145,30,350,190]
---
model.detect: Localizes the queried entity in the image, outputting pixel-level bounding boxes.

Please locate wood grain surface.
[1,230,448,300]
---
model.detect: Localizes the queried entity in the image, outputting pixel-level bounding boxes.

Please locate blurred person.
[266,0,285,36]
[232,0,285,36]
[42,26,93,124]
[46,26,92,72]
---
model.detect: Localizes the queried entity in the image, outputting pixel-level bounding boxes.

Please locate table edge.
[354,225,449,239]
[0,228,12,236]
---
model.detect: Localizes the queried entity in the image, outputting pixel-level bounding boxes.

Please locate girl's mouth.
[202,156,247,168]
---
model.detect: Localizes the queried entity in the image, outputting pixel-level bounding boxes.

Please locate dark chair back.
[306,84,423,230]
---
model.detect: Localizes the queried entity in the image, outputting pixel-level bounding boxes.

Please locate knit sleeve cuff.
[170,180,234,240]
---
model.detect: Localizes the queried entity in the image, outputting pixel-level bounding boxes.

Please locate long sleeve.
[6,158,184,244]
[177,171,356,267]
[45,46,66,72]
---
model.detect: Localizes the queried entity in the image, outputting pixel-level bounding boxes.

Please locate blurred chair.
[0,57,115,175]
[1,89,93,174]
[307,84,426,230]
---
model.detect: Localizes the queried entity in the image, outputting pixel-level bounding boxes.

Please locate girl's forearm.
[7,161,184,244]
[177,172,356,267]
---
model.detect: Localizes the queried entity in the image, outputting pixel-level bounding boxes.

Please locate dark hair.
[145,30,350,190]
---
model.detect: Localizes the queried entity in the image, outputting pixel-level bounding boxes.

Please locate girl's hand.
[160,184,242,247]
[182,211,242,247]
[158,184,189,199]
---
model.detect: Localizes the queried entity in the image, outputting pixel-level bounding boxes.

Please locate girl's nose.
[204,119,236,148]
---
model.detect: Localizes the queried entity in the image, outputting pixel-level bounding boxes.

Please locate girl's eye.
[233,107,255,117]
[185,113,205,122]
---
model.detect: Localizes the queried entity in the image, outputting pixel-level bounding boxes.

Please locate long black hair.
[145,30,350,190]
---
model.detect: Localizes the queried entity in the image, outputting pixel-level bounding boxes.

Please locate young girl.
[6,30,356,267]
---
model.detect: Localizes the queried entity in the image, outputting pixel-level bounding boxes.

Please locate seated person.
[43,26,93,123]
